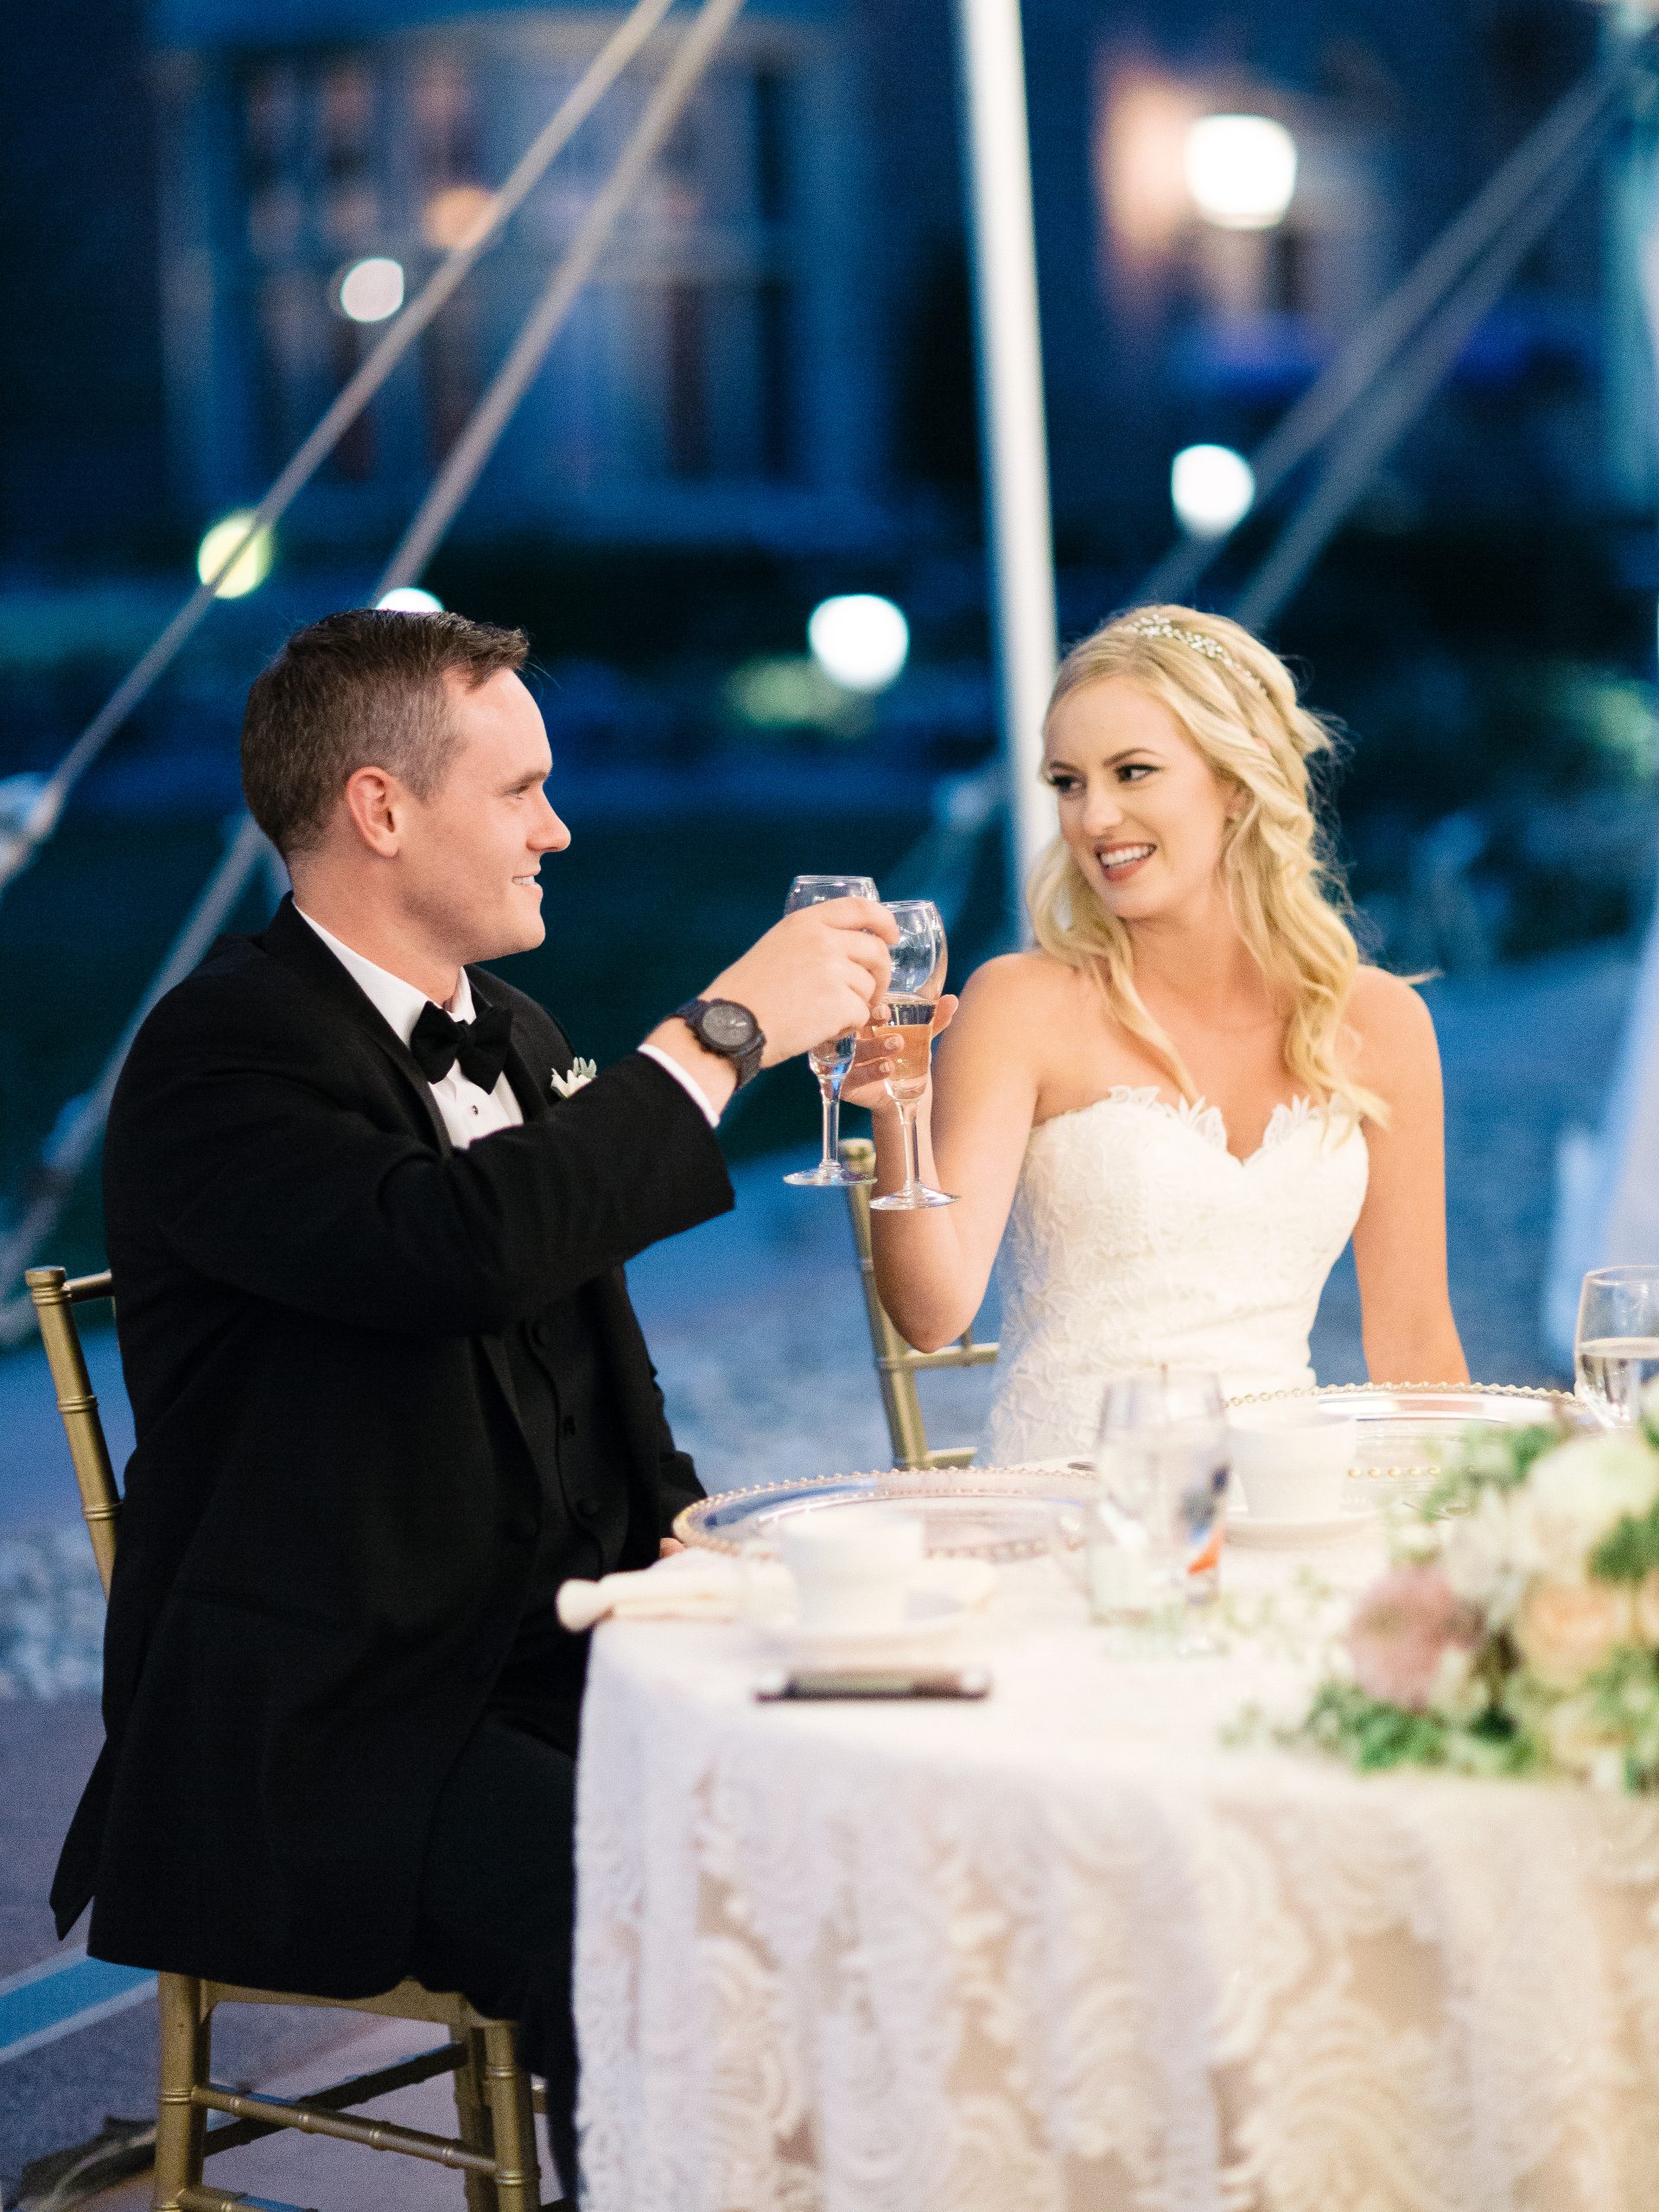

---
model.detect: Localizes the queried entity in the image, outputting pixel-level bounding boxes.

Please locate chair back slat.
[25,1265,120,1596]
[839,1140,998,1468]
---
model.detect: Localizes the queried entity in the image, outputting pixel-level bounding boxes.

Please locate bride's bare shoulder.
[957,950,1085,1015]
[1344,965,1441,1095]
[1345,964,1436,1041]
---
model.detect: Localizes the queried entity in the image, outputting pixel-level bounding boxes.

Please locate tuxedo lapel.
[468,966,553,1126]
[256,897,453,1155]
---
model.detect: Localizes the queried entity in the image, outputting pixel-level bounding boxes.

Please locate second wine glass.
[868,898,957,1211]
[781,874,878,1187]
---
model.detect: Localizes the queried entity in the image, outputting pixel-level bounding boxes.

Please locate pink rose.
[1347,1565,1482,1713]
[1512,1576,1635,1692]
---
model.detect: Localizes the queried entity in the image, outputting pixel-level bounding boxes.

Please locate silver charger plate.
[1227,1381,1591,1491]
[674,1463,1100,1563]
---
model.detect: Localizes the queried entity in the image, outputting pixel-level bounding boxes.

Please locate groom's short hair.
[242,608,530,858]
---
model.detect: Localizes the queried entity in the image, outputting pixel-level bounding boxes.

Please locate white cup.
[1226,1406,1359,1522]
[778,1506,927,1630]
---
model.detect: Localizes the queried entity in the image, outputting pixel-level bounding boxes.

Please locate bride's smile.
[1044,676,1241,925]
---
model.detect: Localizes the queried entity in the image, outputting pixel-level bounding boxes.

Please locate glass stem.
[899,1096,922,1196]
[815,1063,838,1170]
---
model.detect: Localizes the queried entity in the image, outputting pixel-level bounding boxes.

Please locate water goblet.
[1575,1266,1659,1427]
[1096,1370,1230,1652]
[780,874,879,1188]
[867,899,957,1211]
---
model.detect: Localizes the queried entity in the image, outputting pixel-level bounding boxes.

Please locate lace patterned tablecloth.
[574,1542,1659,2212]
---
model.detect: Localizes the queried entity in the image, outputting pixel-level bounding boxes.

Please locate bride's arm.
[849,956,1044,1351]
[1347,969,1470,1383]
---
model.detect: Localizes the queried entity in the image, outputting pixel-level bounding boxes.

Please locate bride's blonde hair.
[1028,604,1385,1125]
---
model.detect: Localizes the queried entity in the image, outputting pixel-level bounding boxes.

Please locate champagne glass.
[781,874,878,1187]
[1096,1370,1229,1651]
[1575,1267,1659,1427]
[868,898,957,1212]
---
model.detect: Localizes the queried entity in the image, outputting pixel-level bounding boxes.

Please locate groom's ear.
[340,764,406,858]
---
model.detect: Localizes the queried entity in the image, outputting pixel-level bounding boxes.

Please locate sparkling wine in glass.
[781,874,879,1188]
[868,899,957,1212]
[1096,1370,1229,1651]
[1575,1266,1659,1427]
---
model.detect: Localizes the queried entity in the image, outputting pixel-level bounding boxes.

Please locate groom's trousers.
[408,1669,584,2201]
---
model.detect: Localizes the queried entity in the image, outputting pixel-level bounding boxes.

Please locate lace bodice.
[983,1086,1369,1462]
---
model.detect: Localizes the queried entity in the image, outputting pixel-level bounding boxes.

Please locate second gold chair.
[838,1137,998,1467]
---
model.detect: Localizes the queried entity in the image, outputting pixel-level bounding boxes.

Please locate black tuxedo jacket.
[52,895,733,1996]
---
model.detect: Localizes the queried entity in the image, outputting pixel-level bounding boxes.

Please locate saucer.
[1229,1506,1382,1548]
[759,1583,981,1670]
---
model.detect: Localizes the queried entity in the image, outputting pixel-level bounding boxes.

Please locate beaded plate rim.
[1224,1378,1586,1482]
[674,1462,1099,1562]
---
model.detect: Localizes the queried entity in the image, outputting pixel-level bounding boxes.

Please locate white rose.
[1514,1575,1637,1691]
[1442,1488,1533,1620]
[1524,1433,1659,1568]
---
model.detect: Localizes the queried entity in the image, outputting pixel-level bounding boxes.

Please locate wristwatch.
[671,997,766,1088]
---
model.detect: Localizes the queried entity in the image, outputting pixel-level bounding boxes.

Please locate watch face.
[703,1001,757,1050]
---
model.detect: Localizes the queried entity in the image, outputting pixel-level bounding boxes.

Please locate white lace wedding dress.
[983,1086,1370,1462]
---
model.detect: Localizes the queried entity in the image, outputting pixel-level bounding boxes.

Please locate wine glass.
[781,874,879,1187]
[1095,1370,1229,1651]
[868,899,957,1212]
[1575,1267,1659,1427]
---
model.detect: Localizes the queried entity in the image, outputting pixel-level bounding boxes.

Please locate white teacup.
[1226,1406,1359,1522]
[778,1506,926,1630]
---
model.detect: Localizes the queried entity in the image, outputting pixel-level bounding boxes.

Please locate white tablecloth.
[574,1538,1659,2212]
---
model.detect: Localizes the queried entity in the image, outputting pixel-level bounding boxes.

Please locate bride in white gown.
[849,605,1468,1464]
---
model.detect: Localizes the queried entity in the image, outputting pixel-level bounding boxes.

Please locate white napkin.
[556,1549,779,1631]
[556,1549,1000,1632]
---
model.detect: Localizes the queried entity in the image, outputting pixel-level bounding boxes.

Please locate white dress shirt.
[294,908,720,1147]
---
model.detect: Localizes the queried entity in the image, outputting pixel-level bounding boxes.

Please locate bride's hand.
[837,995,959,1114]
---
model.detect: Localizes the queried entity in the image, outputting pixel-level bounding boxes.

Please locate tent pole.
[952,0,1058,935]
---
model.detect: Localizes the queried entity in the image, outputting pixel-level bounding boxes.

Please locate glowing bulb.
[1185,115,1297,230]
[806,595,910,694]
[335,257,405,323]
[1171,445,1255,537]
[377,587,444,613]
[423,185,497,251]
[196,510,274,598]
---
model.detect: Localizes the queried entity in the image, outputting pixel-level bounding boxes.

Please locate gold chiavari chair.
[837,1140,998,1468]
[25,1263,561,2212]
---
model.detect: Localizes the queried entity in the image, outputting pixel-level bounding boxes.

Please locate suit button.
[572,1497,597,1526]
[532,1319,553,1348]
[562,1414,576,1438]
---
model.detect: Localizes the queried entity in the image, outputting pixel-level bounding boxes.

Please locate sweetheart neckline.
[1029,1084,1361,1168]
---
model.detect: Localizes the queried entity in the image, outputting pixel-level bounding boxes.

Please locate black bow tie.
[410,1000,513,1093]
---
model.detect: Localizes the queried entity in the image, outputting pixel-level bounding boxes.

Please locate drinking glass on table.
[781,874,879,1187]
[868,899,957,1212]
[1096,1370,1230,1652]
[1575,1267,1659,1427]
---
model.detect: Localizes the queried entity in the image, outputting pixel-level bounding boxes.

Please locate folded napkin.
[556,1548,999,1632]
[556,1549,780,1631]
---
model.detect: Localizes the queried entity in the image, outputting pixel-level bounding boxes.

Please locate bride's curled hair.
[1027,603,1386,1125]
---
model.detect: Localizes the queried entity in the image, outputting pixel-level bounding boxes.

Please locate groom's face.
[397,667,570,963]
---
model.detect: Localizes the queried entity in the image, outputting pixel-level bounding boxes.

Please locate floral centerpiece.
[1298,1377,1659,1789]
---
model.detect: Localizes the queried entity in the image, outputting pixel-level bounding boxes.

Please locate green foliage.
[1419,1421,1561,1521]
[1590,1507,1659,1586]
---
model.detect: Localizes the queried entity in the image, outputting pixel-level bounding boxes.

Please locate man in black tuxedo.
[51,608,893,2195]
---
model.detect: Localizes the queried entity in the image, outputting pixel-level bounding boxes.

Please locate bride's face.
[1044,677,1237,923]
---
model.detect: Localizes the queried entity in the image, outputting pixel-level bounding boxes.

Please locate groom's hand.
[642,898,894,1109]
[703,897,896,1067]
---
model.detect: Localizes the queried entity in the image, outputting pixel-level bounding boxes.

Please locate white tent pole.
[953,0,1058,931]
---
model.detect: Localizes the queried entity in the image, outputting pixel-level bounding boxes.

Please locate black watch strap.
[671,997,766,1089]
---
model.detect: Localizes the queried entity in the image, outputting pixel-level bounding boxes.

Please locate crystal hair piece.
[1121,614,1271,700]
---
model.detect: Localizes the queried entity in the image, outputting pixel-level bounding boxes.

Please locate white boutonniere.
[550,1058,597,1099]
